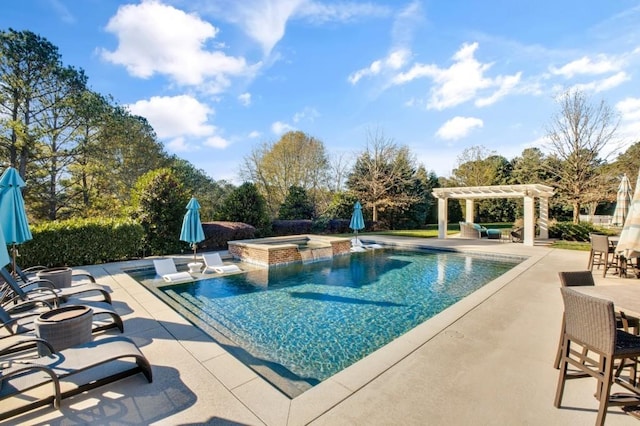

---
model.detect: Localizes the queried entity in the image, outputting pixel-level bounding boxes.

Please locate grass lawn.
[340,223,591,252]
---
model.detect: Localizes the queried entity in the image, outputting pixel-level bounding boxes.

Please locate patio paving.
[3,236,640,425]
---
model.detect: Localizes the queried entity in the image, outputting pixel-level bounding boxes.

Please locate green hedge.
[17,218,144,268]
[548,221,615,242]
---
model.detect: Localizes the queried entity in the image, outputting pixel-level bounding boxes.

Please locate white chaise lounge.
[153,259,192,283]
[202,253,242,273]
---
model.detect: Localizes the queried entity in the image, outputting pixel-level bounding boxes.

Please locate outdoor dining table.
[573,285,640,316]
[609,235,639,278]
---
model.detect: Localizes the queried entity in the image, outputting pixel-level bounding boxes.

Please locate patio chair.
[588,233,619,277]
[0,334,152,421]
[553,271,640,369]
[15,264,98,286]
[510,227,523,243]
[153,258,192,282]
[459,222,483,238]
[1,266,111,305]
[0,271,123,334]
[202,253,242,274]
[554,287,640,425]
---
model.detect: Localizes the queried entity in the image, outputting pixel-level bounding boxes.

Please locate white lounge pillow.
[162,272,193,282]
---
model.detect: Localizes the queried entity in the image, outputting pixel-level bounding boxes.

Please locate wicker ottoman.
[487,229,502,239]
[34,305,93,354]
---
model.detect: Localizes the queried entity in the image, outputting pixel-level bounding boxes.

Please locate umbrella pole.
[192,243,197,261]
[11,244,17,277]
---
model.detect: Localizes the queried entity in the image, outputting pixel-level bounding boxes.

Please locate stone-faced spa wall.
[228,235,352,268]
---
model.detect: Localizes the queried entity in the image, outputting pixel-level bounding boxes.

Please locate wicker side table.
[36,267,73,289]
[34,305,93,354]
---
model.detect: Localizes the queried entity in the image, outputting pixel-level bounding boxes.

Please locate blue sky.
[2,0,640,183]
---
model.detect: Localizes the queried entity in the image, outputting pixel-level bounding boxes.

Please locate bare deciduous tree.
[347,128,419,223]
[545,89,620,223]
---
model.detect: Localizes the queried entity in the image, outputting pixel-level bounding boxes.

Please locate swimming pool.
[131,247,523,397]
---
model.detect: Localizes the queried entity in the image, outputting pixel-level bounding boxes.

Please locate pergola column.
[437,197,448,239]
[465,199,474,223]
[523,195,535,246]
[539,197,549,239]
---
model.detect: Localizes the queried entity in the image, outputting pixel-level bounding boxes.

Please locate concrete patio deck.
[4,236,640,425]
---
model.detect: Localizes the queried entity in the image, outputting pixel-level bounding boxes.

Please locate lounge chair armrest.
[0,336,55,357]
[71,272,96,283]
[21,278,56,290]
[1,362,62,409]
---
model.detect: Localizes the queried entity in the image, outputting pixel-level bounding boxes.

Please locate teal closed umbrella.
[0,167,33,272]
[180,197,205,260]
[350,201,365,242]
[0,226,11,270]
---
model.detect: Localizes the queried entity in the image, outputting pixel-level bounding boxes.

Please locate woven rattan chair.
[555,287,640,425]
[588,234,619,277]
[553,271,640,369]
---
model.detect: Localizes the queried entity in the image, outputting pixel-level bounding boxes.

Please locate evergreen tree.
[215,182,271,236]
[279,186,315,219]
[131,168,190,256]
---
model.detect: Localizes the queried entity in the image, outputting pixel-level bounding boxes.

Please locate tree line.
[2,28,639,239]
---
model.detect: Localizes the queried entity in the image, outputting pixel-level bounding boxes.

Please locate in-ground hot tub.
[228,234,352,267]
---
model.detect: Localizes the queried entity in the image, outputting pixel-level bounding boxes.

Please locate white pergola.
[432,184,556,246]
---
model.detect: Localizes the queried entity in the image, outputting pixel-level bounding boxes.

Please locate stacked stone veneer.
[228,235,352,267]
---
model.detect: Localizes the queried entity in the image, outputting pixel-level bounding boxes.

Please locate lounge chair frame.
[0,335,152,421]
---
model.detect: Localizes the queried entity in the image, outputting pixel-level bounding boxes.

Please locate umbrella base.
[188,262,203,273]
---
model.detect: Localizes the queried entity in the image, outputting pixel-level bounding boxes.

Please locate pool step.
[164,290,248,344]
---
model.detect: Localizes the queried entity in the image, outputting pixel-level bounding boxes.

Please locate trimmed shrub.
[18,218,144,268]
[326,219,351,234]
[549,221,613,242]
[200,222,256,250]
[271,220,312,236]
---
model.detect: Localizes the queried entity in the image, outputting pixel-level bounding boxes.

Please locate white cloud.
[248,130,261,138]
[204,135,230,148]
[435,116,483,140]
[616,97,640,141]
[348,48,410,84]
[293,107,319,123]
[128,94,231,151]
[238,92,252,106]
[549,55,622,78]
[570,71,630,93]
[475,72,522,107]
[205,0,305,56]
[392,42,521,110]
[128,95,215,139]
[391,1,422,48]
[617,97,640,121]
[100,1,251,92]
[272,121,295,134]
[166,137,191,152]
[200,1,389,56]
[296,1,391,24]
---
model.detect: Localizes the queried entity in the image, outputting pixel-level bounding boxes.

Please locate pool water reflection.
[131,248,523,397]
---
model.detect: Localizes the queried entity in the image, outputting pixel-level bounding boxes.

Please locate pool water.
[132,248,522,397]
